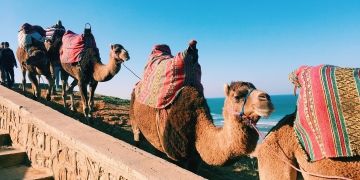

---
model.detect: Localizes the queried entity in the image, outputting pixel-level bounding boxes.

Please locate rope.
[123,63,141,80]
[250,123,352,180]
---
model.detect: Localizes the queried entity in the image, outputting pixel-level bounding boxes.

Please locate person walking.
[1,42,18,88]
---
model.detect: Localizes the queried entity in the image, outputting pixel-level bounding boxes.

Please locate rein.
[249,123,352,180]
[123,63,141,80]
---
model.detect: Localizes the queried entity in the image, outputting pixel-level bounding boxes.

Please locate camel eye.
[234,95,241,101]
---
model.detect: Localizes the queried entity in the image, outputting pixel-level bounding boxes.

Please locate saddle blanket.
[291,65,360,161]
[45,27,65,41]
[135,45,203,109]
[60,30,96,64]
[17,31,44,49]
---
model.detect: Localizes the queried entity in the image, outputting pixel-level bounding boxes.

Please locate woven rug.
[135,44,203,109]
[290,64,360,161]
[60,30,96,64]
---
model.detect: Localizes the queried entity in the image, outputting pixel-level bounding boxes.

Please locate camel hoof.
[134,140,140,147]
[84,115,92,125]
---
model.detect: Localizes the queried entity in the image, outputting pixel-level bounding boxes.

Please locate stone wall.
[0,86,203,180]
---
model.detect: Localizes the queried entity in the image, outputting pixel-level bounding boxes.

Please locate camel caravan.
[0,21,359,179]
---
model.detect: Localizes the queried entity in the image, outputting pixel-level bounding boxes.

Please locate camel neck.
[92,55,122,82]
[194,102,253,165]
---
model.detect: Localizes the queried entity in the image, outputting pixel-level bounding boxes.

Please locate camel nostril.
[258,93,270,101]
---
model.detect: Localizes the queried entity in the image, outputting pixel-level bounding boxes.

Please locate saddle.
[45,26,65,42]
[134,44,203,109]
[60,25,97,64]
[18,23,45,49]
[290,65,360,161]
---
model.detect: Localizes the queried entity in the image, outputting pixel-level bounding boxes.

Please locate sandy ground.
[11,84,259,180]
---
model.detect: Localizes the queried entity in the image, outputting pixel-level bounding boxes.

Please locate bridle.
[239,88,255,118]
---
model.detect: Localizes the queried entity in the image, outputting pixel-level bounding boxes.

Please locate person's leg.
[0,67,5,85]
[8,68,15,88]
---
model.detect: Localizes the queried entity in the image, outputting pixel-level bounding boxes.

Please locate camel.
[130,81,274,170]
[44,27,65,94]
[16,46,54,100]
[60,43,130,119]
[256,113,360,180]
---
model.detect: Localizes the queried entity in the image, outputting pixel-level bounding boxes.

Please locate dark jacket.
[0,48,17,70]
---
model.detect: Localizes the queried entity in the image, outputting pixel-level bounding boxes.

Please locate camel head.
[110,44,130,63]
[223,81,274,126]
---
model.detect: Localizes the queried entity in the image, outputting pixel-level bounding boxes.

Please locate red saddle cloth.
[291,65,360,161]
[60,30,96,64]
[135,45,203,109]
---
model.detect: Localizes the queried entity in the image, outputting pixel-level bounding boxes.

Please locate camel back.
[60,30,97,64]
[290,65,360,161]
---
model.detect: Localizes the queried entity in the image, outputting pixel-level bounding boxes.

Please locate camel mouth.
[252,104,274,118]
[241,114,261,127]
[119,54,130,62]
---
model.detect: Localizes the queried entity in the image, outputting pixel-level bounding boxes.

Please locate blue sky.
[1,0,359,98]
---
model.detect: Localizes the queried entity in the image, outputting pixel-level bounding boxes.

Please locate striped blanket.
[291,65,360,161]
[135,44,203,109]
[60,30,97,64]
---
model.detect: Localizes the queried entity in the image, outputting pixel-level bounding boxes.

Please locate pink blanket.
[60,30,96,64]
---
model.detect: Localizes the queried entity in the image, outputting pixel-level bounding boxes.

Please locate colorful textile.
[291,65,360,161]
[135,45,203,109]
[18,31,45,49]
[45,27,65,41]
[60,30,96,64]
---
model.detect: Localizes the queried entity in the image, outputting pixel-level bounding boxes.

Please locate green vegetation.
[101,96,130,106]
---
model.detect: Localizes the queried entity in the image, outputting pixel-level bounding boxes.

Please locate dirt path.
[11,84,258,179]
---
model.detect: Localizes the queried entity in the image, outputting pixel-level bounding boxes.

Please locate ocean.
[207,95,297,135]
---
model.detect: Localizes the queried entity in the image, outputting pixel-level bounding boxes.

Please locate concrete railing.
[0,86,203,180]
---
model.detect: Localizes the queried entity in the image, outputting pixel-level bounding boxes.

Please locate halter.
[239,88,255,118]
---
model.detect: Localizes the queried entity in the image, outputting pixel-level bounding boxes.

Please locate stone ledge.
[0,86,204,179]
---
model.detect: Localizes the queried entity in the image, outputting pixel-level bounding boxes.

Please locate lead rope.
[123,63,141,80]
[249,123,352,180]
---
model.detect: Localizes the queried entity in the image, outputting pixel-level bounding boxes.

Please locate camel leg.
[68,79,76,111]
[88,80,98,112]
[21,66,27,92]
[129,91,141,146]
[27,73,40,99]
[67,79,77,94]
[61,69,69,108]
[132,124,141,146]
[78,80,91,121]
[49,63,57,95]
[44,73,54,101]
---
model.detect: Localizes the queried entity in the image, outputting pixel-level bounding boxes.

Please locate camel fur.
[130,81,274,170]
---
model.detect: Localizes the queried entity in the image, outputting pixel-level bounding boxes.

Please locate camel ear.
[110,44,114,50]
[224,84,230,96]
